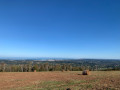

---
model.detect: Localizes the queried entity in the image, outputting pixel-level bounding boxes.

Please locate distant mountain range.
[0,57,120,61]
[0,57,73,60]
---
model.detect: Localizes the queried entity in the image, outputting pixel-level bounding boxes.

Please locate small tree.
[32,64,39,71]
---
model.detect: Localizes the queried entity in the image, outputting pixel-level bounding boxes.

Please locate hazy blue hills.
[0,57,120,61]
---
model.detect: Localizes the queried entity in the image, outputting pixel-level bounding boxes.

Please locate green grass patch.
[13,79,97,90]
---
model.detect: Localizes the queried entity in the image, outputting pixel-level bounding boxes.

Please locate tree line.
[0,63,91,72]
[0,59,120,72]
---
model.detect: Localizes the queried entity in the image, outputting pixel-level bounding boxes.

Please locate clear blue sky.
[0,0,120,59]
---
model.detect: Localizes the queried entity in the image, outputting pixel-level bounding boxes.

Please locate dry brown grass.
[0,71,120,90]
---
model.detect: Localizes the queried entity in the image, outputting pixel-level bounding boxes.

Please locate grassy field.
[0,71,120,90]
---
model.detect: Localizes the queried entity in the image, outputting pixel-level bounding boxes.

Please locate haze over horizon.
[0,0,120,59]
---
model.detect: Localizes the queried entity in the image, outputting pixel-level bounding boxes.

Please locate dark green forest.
[0,59,120,72]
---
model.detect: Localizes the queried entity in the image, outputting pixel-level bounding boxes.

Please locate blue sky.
[0,0,120,59]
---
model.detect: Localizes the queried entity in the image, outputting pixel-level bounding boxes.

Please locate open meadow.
[0,71,120,90]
